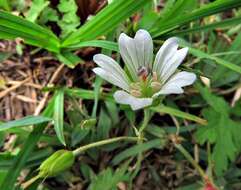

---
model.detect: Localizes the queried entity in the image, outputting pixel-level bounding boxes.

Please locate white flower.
[93,29,196,110]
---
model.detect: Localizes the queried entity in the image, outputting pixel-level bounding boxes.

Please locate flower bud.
[39,150,75,177]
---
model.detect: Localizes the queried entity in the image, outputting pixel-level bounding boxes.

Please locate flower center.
[130,67,162,98]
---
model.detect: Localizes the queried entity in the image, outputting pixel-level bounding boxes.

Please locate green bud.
[39,150,75,177]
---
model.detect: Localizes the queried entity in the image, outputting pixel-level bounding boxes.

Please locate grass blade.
[151,0,241,37]
[66,40,119,51]
[151,105,207,125]
[166,16,241,37]
[56,51,83,68]
[179,40,241,74]
[0,10,60,52]
[0,116,52,131]
[0,97,55,190]
[54,89,66,146]
[62,0,150,46]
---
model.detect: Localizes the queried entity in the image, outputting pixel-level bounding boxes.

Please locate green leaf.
[0,10,60,53]
[151,105,207,125]
[91,76,103,118]
[97,109,112,140]
[71,118,96,147]
[166,16,241,37]
[57,0,80,38]
[39,7,58,24]
[195,85,241,176]
[151,0,241,37]
[64,87,113,102]
[89,166,129,190]
[26,0,49,23]
[0,0,10,11]
[0,96,55,190]
[160,0,197,22]
[112,139,164,165]
[0,116,52,131]
[56,51,83,68]
[66,40,119,52]
[179,39,241,74]
[54,89,66,146]
[62,0,150,46]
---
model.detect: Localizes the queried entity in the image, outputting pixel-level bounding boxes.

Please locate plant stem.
[139,109,151,135]
[72,136,138,156]
[131,109,151,178]
[175,143,207,180]
[174,143,219,189]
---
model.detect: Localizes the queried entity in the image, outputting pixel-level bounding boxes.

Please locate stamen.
[130,89,142,97]
[130,82,141,90]
[151,81,162,92]
[152,71,158,81]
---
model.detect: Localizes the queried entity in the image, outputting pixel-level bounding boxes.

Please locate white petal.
[118,30,153,80]
[93,54,130,85]
[113,90,153,110]
[134,29,153,69]
[160,47,188,82]
[93,68,129,91]
[153,37,179,76]
[119,33,139,80]
[153,71,196,97]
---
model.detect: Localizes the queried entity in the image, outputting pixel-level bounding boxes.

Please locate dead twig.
[0,77,31,99]
[34,64,65,115]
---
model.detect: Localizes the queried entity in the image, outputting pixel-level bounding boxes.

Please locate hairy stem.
[73,136,138,156]
[131,109,151,178]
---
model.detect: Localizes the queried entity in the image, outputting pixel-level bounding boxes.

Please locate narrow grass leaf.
[0,116,52,131]
[66,40,119,51]
[62,0,150,46]
[179,41,241,74]
[151,0,241,37]
[54,89,66,146]
[64,87,113,102]
[0,10,60,52]
[0,96,55,190]
[151,105,207,125]
[56,51,83,68]
[166,16,241,37]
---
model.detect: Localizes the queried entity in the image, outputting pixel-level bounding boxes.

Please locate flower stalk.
[131,109,151,179]
[72,136,138,156]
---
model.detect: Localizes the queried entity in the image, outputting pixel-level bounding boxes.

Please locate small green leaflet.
[89,166,129,190]
[26,0,49,22]
[0,115,52,131]
[195,85,241,175]
[57,0,80,38]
